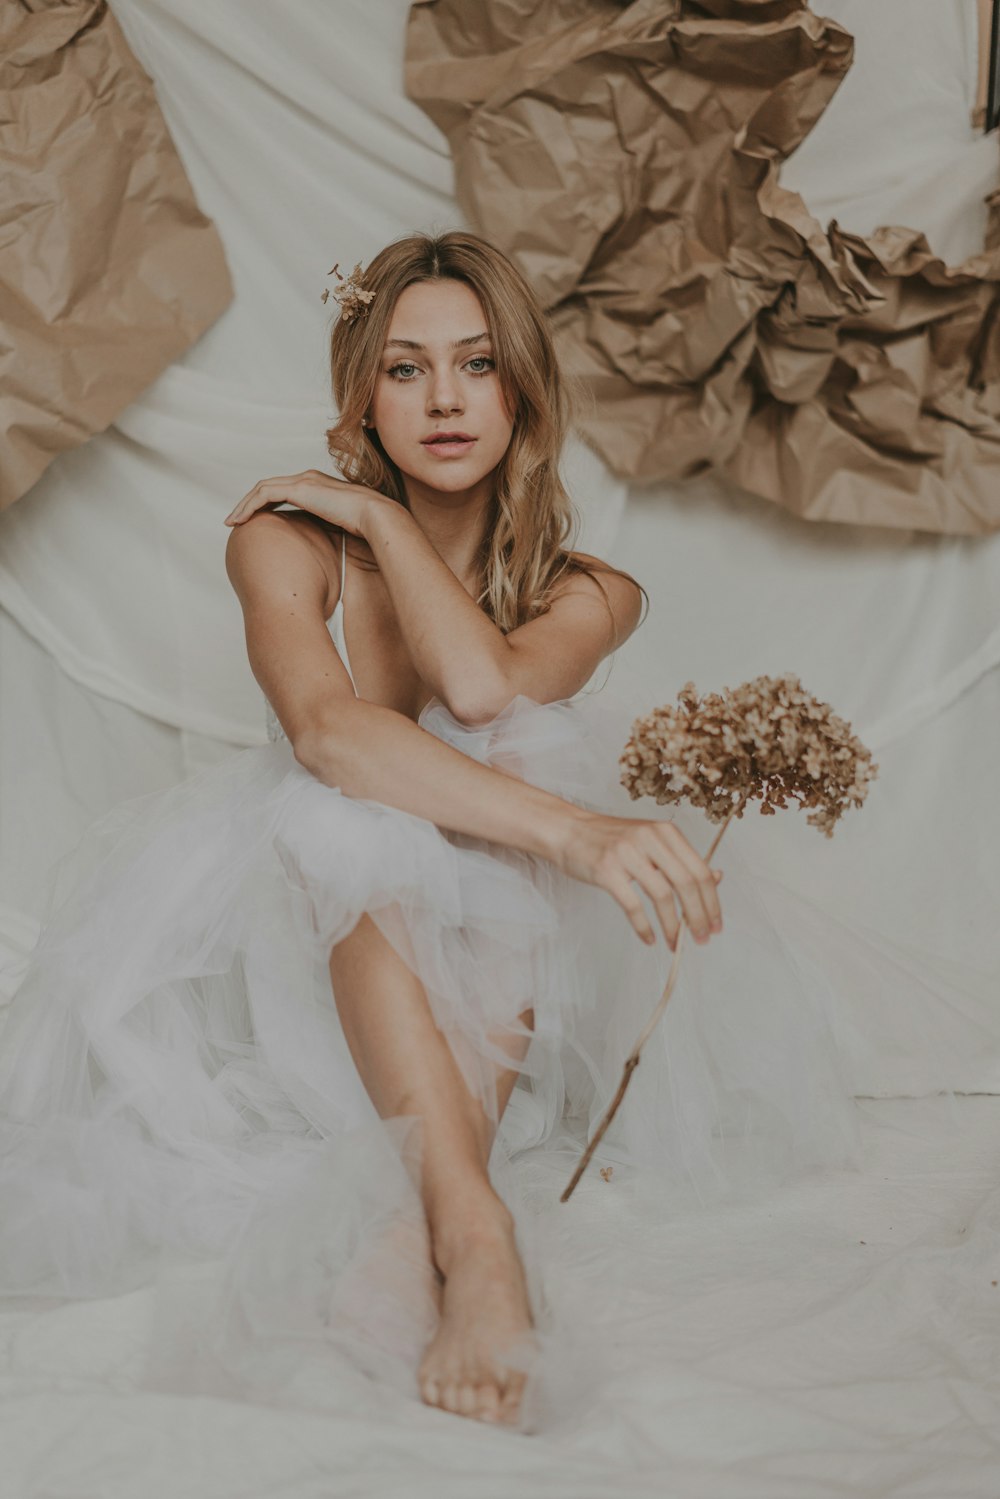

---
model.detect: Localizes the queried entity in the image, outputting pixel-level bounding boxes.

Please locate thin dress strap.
[335,531,358,696]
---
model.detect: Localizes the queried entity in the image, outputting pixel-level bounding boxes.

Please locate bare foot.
[418,1213,537,1425]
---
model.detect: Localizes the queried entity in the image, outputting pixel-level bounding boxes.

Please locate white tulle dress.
[0,536,863,1423]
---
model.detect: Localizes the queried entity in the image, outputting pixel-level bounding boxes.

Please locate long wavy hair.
[324,229,648,636]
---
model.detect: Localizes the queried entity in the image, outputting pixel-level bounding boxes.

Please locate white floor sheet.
[2,1096,999,1496]
[1,0,998,1491]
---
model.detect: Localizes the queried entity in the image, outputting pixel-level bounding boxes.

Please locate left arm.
[223,470,642,726]
[366,502,642,725]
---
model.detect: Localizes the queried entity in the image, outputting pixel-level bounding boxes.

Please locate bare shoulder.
[225,509,342,618]
[224,509,357,743]
[554,549,644,642]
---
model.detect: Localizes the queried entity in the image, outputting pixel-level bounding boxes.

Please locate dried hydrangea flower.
[562,674,877,1202]
[618,673,878,838]
[320,261,376,322]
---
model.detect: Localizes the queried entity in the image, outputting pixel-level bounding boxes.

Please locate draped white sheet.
[2,0,995,1091]
[2,1093,1000,1499]
[2,1,1000,1490]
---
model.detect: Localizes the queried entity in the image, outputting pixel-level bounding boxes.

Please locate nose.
[426,366,464,417]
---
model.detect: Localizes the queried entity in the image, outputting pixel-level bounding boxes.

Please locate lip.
[421,432,477,458]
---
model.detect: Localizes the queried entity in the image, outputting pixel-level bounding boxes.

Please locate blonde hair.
[324,229,648,636]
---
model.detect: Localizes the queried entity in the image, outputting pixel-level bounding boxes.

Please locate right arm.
[225,512,724,949]
[224,511,572,859]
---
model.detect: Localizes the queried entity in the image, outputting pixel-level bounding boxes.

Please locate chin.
[409,460,498,493]
[430,469,493,491]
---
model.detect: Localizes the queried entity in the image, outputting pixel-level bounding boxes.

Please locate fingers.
[224,480,276,526]
[224,470,352,527]
[644,824,723,939]
[603,825,724,949]
[224,474,304,526]
[601,860,664,947]
[613,842,682,950]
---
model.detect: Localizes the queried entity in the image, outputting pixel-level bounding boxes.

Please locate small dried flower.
[619,673,877,837]
[321,261,375,322]
[599,1166,614,1183]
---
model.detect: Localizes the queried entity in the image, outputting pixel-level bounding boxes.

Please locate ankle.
[427,1194,516,1276]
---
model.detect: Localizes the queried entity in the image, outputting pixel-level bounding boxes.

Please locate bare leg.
[328,910,537,1425]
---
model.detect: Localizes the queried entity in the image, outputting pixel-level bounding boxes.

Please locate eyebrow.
[384,331,491,351]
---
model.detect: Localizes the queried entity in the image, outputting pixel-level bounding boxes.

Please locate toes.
[420,1368,525,1426]
[441,1381,464,1414]
[419,1356,463,1414]
[420,1367,503,1423]
[474,1383,502,1423]
[498,1372,526,1425]
[455,1383,479,1416]
[419,1374,442,1409]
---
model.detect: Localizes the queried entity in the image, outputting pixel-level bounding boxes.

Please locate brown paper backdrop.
[404,0,1000,534]
[0,0,233,513]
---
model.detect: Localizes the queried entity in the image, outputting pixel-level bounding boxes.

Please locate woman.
[224,231,724,1425]
[0,230,854,1432]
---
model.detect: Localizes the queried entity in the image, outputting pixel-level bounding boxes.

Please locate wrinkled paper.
[0,0,233,512]
[405,0,1000,534]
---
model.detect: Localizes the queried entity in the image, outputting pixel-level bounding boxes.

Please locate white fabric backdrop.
[4,5,1000,1493]
[0,0,997,1102]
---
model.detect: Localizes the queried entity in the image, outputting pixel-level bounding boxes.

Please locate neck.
[401,473,495,582]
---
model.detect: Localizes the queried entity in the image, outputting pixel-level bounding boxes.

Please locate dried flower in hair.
[619,673,877,837]
[321,261,375,322]
[561,674,877,1203]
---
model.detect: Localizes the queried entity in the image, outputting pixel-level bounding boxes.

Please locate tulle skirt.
[0,689,862,1423]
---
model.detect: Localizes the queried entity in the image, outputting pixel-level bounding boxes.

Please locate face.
[367,279,515,499]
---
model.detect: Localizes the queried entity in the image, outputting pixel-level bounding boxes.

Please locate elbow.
[290,706,353,784]
[450,702,506,729]
[447,675,515,729]
[291,727,334,783]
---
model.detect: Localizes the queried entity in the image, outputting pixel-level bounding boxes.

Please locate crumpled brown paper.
[0,0,233,512]
[404,0,1000,535]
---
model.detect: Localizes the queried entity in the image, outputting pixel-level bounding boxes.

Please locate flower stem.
[560,792,748,1203]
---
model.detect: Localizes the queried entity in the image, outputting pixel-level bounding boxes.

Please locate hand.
[549,811,724,950]
[223,469,391,538]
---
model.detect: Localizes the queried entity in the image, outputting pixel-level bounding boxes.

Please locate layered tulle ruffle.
[0,689,863,1416]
